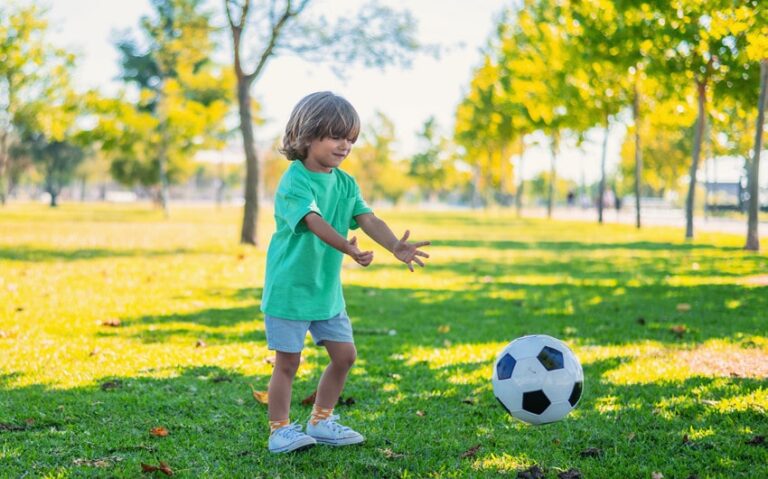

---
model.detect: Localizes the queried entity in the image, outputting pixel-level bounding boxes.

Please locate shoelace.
[321,415,351,434]
[277,423,305,440]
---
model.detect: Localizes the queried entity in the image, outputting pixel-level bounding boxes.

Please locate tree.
[224,0,424,245]
[114,0,233,214]
[345,111,410,205]
[408,117,448,202]
[0,3,66,205]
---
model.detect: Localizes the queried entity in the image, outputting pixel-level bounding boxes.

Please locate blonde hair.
[280,91,361,161]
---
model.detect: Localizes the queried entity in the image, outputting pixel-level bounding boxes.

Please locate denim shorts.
[264,310,354,353]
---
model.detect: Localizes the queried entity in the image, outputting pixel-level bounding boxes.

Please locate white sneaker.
[306,414,365,446]
[268,423,316,453]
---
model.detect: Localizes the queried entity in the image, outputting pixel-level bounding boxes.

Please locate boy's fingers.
[349,236,357,245]
[412,241,430,247]
[400,230,410,242]
[413,257,425,267]
[415,251,429,258]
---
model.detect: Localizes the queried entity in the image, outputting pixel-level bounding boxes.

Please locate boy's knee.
[275,354,301,376]
[333,349,356,370]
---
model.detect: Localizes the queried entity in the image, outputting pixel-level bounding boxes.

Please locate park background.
[1,0,767,477]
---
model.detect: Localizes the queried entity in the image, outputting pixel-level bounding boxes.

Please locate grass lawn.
[1,203,766,478]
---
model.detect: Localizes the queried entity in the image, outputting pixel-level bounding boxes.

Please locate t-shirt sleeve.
[276,177,322,234]
[349,182,373,230]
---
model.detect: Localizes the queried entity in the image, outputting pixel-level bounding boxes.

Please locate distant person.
[261,91,430,453]
[567,190,575,206]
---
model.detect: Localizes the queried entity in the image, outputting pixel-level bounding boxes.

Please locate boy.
[261,91,430,453]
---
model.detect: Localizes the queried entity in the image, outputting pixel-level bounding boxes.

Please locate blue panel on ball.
[537,346,564,371]
[497,353,516,380]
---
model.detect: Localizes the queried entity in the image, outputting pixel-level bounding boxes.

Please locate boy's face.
[304,136,354,173]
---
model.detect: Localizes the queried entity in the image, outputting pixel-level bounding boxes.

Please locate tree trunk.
[0,129,8,205]
[515,136,525,218]
[685,80,707,240]
[237,78,259,245]
[598,117,609,224]
[158,137,170,218]
[632,84,642,229]
[547,133,558,219]
[745,59,767,251]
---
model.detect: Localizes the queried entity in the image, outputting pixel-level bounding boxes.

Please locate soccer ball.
[492,334,583,425]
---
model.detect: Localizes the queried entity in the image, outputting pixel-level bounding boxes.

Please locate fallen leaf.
[150,427,169,437]
[337,396,356,406]
[100,380,122,391]
[141,461,173,476]
[416,410,425,417]
[301,390,317,406]
[626,432,636,441]
[15,307,24,312]
[676,303,691,312]
[516,465,546,479]
[670,325,688,338]
[0,423,26,431]
[237,253,246,261]
[557,469,582,479]
[100,319,121,327]
[195,339,207,348]
[73,456,120,468]
[579,447,602,458]
[89,348,101,357]
[437,325,450,333]
[651,472,664,479]
[249,385,268,404]
[379,447,404,459]
[264,356,276,365]
[460,444,481,459]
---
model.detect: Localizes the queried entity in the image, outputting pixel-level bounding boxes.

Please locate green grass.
[1,203,766,478]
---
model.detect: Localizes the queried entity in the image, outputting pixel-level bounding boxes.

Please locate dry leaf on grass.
[460,444,481,459]
[557,469,582,479]
[301,390,317,406]
[676,303,691,312]
[141,461,173,476]
[99,319,121,327]
[150,427,169,437]
[517,465,546,479]
[249,385,268,404]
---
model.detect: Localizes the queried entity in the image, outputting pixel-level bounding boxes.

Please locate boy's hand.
[345,236,374,267]
[393,230,430,272]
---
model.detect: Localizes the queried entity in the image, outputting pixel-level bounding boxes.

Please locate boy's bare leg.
[315,341,357,408]
[268,351,302,421]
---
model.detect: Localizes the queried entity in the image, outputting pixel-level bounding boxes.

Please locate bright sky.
[45,0,630,184]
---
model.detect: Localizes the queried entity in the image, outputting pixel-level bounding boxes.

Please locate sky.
[45,0,633,184]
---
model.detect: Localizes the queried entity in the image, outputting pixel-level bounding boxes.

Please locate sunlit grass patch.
[1,203,766,478]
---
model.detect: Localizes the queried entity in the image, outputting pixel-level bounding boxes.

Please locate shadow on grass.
[1,353,766,477]
[0,246,198,262]
[433,239,742,253]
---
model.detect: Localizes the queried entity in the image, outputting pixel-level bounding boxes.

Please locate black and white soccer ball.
[492,334,584,425]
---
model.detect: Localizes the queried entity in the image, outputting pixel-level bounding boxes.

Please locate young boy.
[261,91,430,453]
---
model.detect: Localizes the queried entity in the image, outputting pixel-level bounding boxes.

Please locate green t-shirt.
[261,160,373,320]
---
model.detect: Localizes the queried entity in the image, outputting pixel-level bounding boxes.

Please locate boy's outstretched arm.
[355,213,430,272]
[303,212,373,266]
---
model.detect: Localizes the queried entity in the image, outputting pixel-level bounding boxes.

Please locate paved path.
[526,206,768,238]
